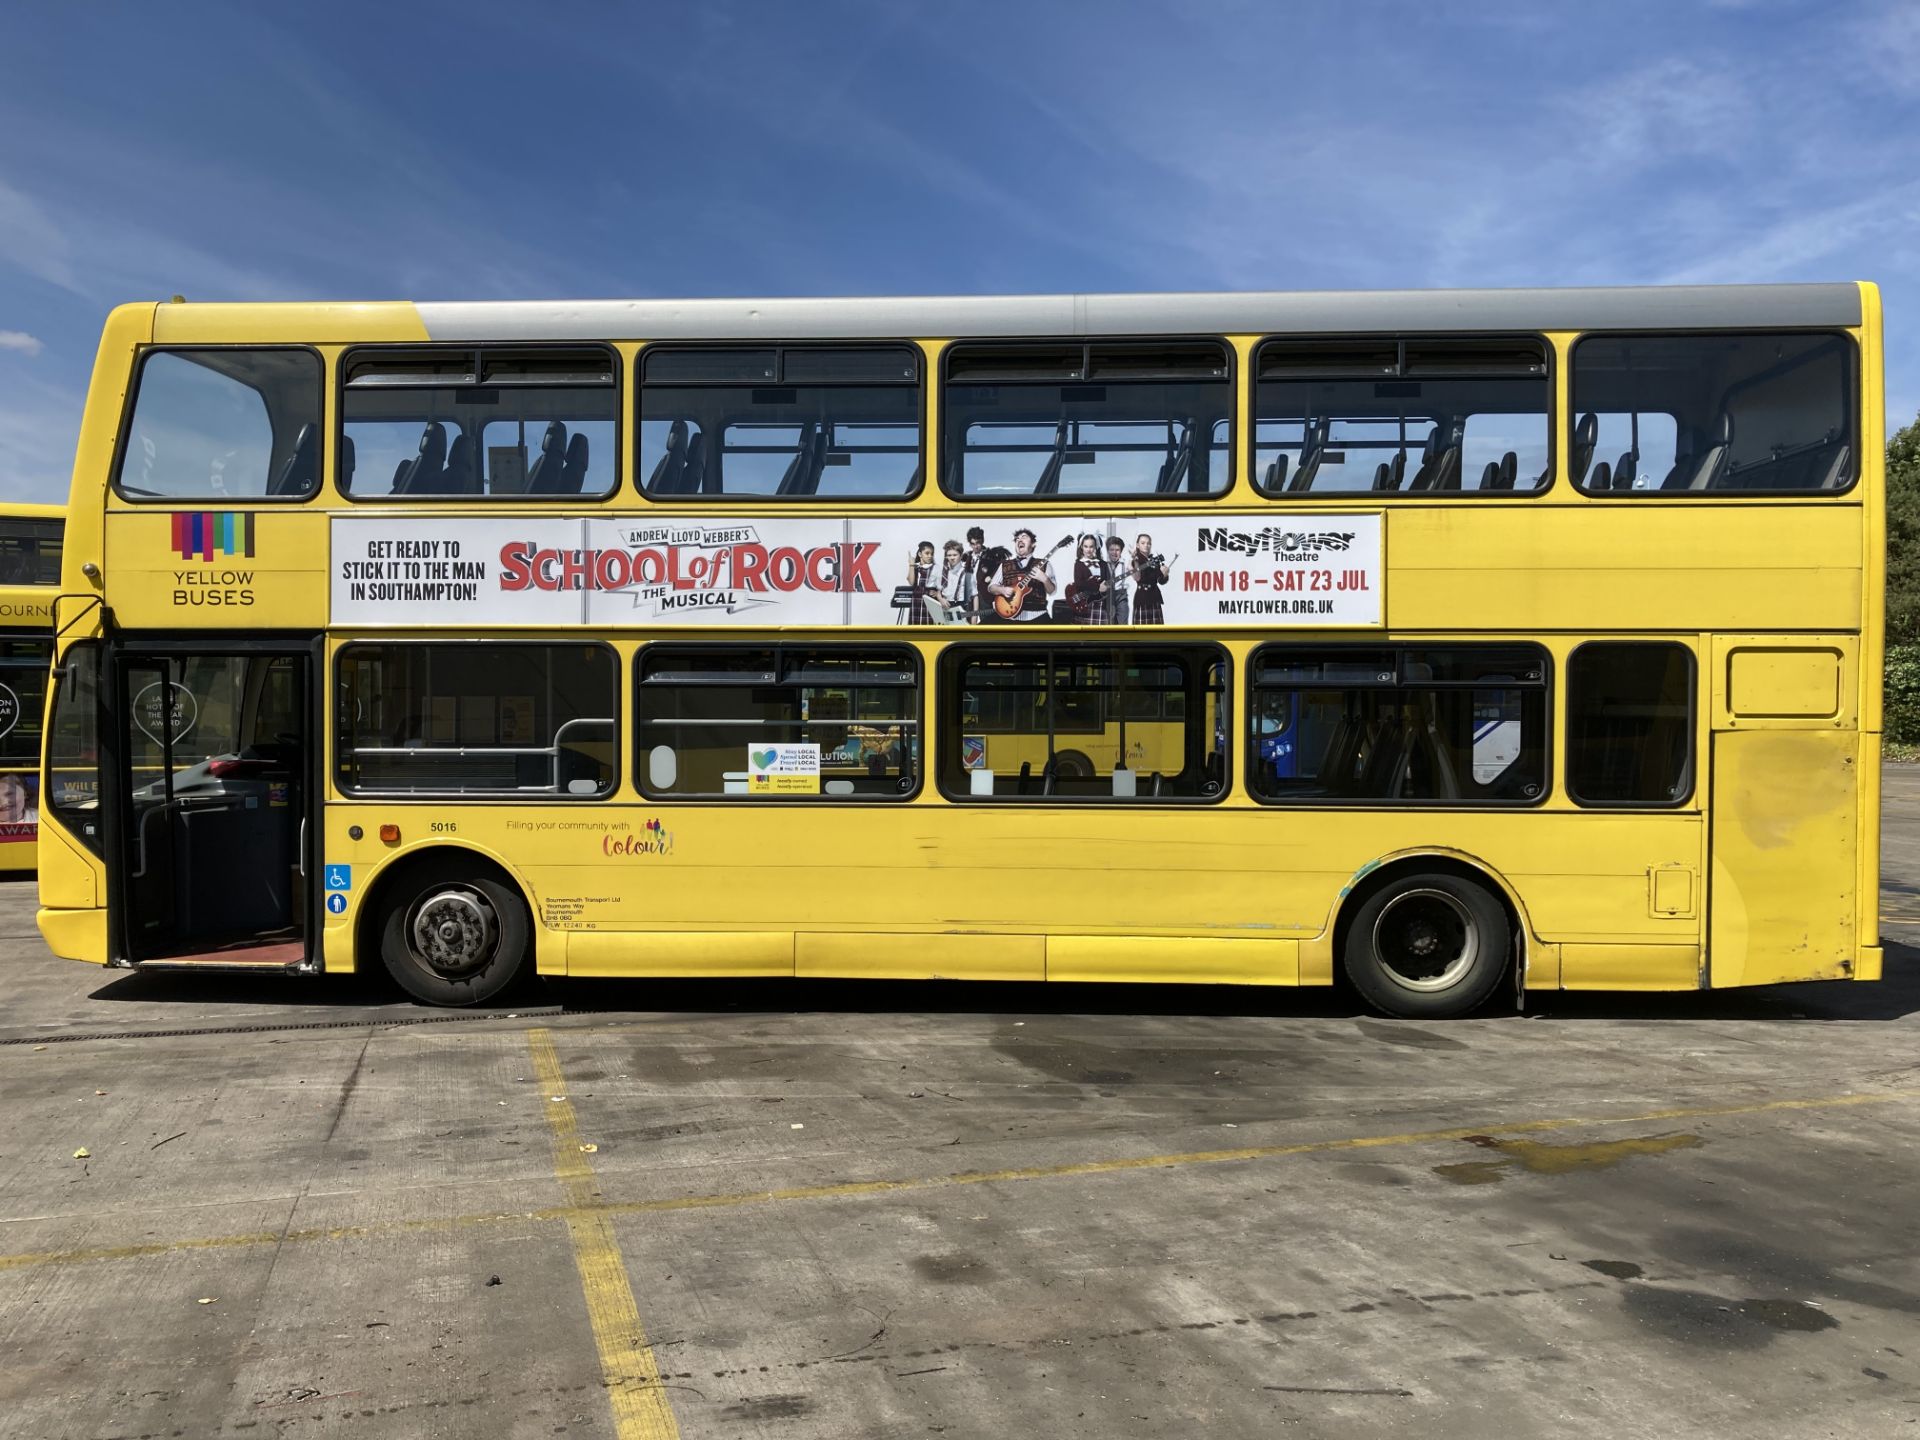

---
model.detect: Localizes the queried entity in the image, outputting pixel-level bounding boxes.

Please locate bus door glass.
[113,649,310,963]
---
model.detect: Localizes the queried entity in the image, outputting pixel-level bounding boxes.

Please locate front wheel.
[1342,871,1511,1018]
[377,861,529,1006]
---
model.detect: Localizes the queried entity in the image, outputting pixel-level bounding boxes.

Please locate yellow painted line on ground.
[529,1027,680,1440]
[2,1085,1916,1277]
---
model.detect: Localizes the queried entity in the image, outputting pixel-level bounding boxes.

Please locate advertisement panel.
[331,514,1383,628]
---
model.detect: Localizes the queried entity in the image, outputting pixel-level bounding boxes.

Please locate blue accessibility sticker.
[325,892,348,915]
[324,864,352,892]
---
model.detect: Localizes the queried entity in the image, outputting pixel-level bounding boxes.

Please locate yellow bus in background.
[0,504,62,874]
[35,286,1885,1016]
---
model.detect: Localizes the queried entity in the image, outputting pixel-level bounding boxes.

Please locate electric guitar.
[993,534,1075,620]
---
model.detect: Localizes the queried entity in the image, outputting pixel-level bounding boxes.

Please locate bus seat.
[1034,420,1068,494]
[1571,411,1598,486]
[557,433,591,494]
[1479,460,1500,490]
[526,421,569,493]
[647,418,688,493]
[393,421,446,494]
[1611,450,1637,491]
[1498,451,1517,490]
[1017,759,1032,795]
[1659,429,1697,489]
[440,433,477,494]
[681,430,708,494]
[1412,718,1461,799]
[1821,442,1852,489]
[1358,716,1406,796]
[1409,424,1460,491]
[340,435,356,493]
[1588,459,1613,491]
[1264,453,1289,490]
[1155,417,1197,493]
[1154,422,1179,490]
[1377,462,1396,490]
[1155,419,1197,493]
[1685,413,1733,490]
[271,424,316,496]
[1294,418,1327,490]
[776,421,820,495]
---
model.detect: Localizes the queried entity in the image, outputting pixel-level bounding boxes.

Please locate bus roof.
[140,283,1867,346]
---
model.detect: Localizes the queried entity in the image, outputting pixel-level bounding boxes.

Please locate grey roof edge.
[415,283,1864,343]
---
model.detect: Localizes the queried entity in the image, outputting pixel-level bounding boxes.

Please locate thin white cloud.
[0,329,42,355]
[0,371,82,502]
[0,175,80,295]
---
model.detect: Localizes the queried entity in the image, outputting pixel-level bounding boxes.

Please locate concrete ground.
[3,785,1920,1440]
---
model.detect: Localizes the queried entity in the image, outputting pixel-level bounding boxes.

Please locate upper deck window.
[943,342,1231,499]
[639,346,921,499]
[1571,332,1854,494]
[1253,338,1549,496]
[341,347,618,499]
[117,349,322,501]
[0,517,62,585]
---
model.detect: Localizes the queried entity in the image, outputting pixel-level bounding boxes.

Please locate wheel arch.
[1328,848,1536,994]
[352,842,544,977]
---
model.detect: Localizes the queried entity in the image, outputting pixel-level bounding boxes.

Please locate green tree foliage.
[1888,410,1920,648]
[1885,411,1920,743]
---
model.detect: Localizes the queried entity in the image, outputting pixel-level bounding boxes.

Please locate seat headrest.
[1715,411,1734,444]
[542,420,567,454]
[566,433,589,466]
[1423,427,1443,459]
[1575,412,1598,446]
[420,420,445,453]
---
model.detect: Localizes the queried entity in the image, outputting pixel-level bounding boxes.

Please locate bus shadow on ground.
[84,942,1920,1026]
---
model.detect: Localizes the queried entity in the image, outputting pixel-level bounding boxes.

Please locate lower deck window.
[940,645,1227,800]
[636,647,919,798]
[1566,642,1694,805]
[337,643,616,795]
[0,637,50,835]
[1250,645,1547,803]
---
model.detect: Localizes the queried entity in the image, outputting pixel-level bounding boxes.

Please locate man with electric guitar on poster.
[987,527,1069,623]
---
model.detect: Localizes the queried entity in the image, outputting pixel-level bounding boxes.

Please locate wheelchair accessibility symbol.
[326,893,348,915]
[324,865,352,891]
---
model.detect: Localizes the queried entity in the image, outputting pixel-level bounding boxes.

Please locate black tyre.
[377,858,529,1006]
[1341,870,1511,1019]
[1051,749,1095,779]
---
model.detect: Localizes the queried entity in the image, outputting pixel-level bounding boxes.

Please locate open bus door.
[106,642,318,969]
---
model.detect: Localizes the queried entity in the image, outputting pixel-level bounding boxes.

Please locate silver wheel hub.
[408,888,498,978]
[1372,888,1478,993]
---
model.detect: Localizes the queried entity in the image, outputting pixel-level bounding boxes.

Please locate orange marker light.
[379,824,401,844]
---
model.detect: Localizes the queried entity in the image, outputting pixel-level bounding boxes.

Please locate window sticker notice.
[747,743,821,795]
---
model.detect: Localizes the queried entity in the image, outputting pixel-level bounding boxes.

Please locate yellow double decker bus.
[36,285,1884,1016]
[0,504,63,874]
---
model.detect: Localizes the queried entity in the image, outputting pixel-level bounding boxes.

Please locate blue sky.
[2,0,1917,501]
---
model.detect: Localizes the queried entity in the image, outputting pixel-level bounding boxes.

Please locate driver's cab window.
[117,349,322,500]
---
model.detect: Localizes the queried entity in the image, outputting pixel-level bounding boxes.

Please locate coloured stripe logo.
[171,512,256,560]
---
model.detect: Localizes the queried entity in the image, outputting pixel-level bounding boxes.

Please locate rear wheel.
[377,859,529,1006]
[1342,871,1510,1018]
